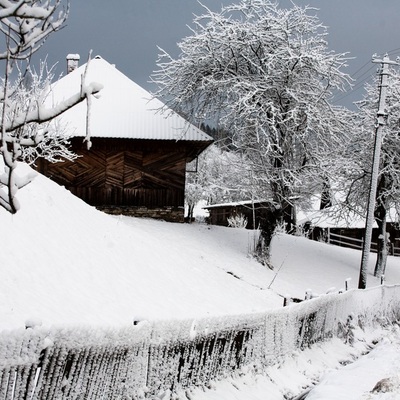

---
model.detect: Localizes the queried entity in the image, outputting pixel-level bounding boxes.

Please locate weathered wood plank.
[35,137,205,211]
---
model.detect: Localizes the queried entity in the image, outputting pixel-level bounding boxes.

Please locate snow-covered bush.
[227,213,248,228]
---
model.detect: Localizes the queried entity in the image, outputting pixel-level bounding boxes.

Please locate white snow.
[50,56,213,142]
[306,327,400,399]
[2,162,400,399]
[188,325,400,400]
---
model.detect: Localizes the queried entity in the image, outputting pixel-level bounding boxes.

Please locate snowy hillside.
[2,163,400,332]
[3,164,400,399]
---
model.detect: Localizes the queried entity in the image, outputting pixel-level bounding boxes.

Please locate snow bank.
[0,164,282,330]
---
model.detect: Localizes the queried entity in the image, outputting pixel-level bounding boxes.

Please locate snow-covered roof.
[297,207,371,229]
[203,200,270,209]
[49,55,213,142]
[297,193,398,229]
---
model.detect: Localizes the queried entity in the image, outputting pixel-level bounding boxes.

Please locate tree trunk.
[255,152,297,266]
[256,206,281,268]
[255,200,295,268]
[373,166,392,278]
[282,198,296,234]
[320,177,332,210]
[374,200,388,278]
[186,204,194,223]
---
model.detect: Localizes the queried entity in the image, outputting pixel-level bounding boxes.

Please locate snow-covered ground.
[2,163,400,399]
[189,324,400,400]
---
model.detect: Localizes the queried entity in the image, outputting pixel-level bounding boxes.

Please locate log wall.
[37,138,208,221]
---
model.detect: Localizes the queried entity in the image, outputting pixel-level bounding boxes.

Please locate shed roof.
[203,200,270,209]
[49,55,213,142]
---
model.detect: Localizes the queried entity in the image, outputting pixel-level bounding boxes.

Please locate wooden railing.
[327,231,400,256]
[1,285,400,399]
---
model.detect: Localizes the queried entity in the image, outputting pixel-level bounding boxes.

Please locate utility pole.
[358,54,398,289]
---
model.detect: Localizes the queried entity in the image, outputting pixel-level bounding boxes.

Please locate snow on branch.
[3,81,102,134]
[0,56,102,213]
[0,0,68,59]
[0,2,102,214]
[153,0,354,260]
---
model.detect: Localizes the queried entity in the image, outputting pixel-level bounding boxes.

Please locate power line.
[388,47,400,57]
[332,72,374,104]
[333,48,400,106]
[351,59,374,80]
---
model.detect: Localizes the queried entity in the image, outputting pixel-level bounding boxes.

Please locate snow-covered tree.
[8,61,78,166]
[185,144,260,221]
[0,1,102,213]
[344,66,400,278]
[152,0,352,261]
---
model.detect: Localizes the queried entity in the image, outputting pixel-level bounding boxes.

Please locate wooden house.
[36,55,213,222]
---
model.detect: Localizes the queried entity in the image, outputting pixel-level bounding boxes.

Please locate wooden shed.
[203,200,273,230]
[36,55,213,222]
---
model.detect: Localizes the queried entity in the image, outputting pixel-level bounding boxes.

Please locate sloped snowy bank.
[3,164,400,331]
[3,164,400,398]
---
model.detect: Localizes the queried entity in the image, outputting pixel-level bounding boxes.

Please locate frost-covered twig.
[0,1,103,214]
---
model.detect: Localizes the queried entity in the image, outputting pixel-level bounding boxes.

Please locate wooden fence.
[1,285,400,399]
[327,231,400,256]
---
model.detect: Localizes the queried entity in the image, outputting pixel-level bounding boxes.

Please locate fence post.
[283,297,289,307]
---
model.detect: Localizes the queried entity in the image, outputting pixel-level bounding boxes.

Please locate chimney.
[66,54,80,73]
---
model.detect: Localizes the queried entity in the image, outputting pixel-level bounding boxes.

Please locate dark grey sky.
[36,0,400,110]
